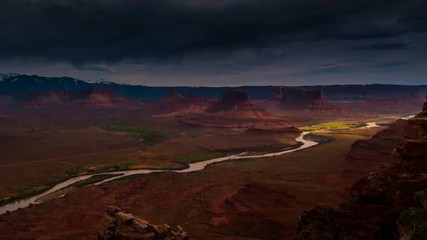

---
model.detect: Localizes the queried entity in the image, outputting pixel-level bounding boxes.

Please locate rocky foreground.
[294,97,427,239]
[98,206,189,240]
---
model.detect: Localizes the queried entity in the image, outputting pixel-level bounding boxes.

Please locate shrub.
[398,190,427,240]
[399,209,423,228]
[415,190,427,207]
[411,222,427,240]
[65,165,87,176]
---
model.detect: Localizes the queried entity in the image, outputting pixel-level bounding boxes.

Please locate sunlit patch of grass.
[300,122,367,132]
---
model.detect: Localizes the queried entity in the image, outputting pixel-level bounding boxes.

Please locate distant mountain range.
[1,73,427,102]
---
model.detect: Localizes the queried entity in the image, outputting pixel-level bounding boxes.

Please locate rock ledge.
[98,206,189,240]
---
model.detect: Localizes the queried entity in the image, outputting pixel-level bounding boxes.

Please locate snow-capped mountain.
[84,79,114,85]
[0,73,19,81]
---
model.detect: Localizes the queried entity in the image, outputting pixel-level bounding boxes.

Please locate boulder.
[98,206,189,240]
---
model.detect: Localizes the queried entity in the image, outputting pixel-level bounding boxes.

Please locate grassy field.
[300,121,367,131]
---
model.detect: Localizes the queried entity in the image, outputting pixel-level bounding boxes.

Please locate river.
[0,122,383,215]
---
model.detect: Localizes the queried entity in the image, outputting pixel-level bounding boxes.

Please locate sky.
[0,0,426,86]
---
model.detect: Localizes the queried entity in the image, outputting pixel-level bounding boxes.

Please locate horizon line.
[1,72,427,88]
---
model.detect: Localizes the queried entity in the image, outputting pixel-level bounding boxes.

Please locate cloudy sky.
[0,0,426,86]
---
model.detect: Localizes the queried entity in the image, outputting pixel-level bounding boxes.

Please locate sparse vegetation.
[415,190,427,207]
[398,190,427,240]
[102,125,164,144]
[102,162,134,171]
[65,165,89,176]
[0,185,49,206]
[300,122,367,132]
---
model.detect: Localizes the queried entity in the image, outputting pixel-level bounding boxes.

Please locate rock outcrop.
[262,87,345,116]
[216,91,249,103]
[19,90,70,108]
[161,88,185,102]
[205,91,278,119]
[151,89,213,116]
[73,89,137,109]
[170,90,294,130]
[19,89,140,109]
[294,95,427,240]
[278,87,324,111]
[98,206,189,240]
[348,95,425,114]
[207,91,255,113]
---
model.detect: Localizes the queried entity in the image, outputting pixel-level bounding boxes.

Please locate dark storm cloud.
[372,60,409,69]
[0,0,426,65]
[297,65,351,76]
[354,42,412,50]
[76,64,116,73]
